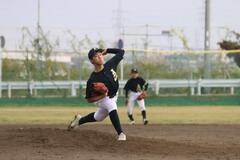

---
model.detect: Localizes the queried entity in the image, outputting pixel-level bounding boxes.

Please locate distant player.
[124,68,148,125]
[68,48,126,141]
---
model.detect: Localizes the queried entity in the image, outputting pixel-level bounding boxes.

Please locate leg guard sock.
[109,110,123,135]
[79,112,96,125]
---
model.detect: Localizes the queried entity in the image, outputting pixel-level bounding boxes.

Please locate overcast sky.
[0,0,239,50]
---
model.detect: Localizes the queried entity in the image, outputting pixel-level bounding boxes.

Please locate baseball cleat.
[129,120,135,125]
[143,119,148,125]
[117,132,126,141]
[68,114,82,131]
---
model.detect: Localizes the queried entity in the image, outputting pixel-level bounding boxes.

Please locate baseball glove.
[137,92,146,100]
[91,82,108,97]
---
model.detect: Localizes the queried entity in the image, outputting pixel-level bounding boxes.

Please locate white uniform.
[127,91,146,115]
[94,95,118,121]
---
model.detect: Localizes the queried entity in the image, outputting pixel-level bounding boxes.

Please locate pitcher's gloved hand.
[91,82,108,97]
[137,92,146,100]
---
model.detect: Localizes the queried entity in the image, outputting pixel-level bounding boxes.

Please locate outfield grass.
[0,96,240,107]
[1,106,240,124]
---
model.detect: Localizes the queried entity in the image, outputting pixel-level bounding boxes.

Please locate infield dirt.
[0,124,240,160]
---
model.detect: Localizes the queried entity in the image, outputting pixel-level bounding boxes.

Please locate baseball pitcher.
[68,48,126,141]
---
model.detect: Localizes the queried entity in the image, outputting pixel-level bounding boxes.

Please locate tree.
[218,31,240,68]
[20,26,63,81]
[66,31,101,80]
[18,26,68,97]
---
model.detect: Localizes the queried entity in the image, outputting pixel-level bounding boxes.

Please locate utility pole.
[0,48,1,98]
[203,0,211,93]
[144,24,149,54]
[204,0,211,79]
[117,0,124,81]
[144,24,150,79]
[34,0,40,96]
[37,0,41,76]
[0,46,1,98]
[37,0,40,38]
[116,0,125,95]
[116,0,123,39]
[0,36,5,98]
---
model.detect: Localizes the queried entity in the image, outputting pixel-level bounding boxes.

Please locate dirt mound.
[6,127,204,155]
[1,124,240,160]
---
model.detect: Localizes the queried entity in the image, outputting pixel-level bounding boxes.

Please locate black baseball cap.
[88,48,104,60]
[131,68,138,73]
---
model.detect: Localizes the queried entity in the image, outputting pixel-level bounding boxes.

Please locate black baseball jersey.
[85,48,124,99]
[124,77,148,98]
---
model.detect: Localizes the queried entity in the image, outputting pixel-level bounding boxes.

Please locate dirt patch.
[0,124,240,160]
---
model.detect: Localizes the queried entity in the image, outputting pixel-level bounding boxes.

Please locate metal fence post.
[71,82,77,97]
[30,81,33,96]
[155,81,159,95]
[8,83,11,98]
[197,79,202,96]
[191,87,195,96]
[230,87,234,95]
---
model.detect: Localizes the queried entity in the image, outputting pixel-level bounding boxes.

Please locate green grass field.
[1,106,240,124]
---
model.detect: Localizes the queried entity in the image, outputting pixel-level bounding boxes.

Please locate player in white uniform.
[124,68,148,125]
